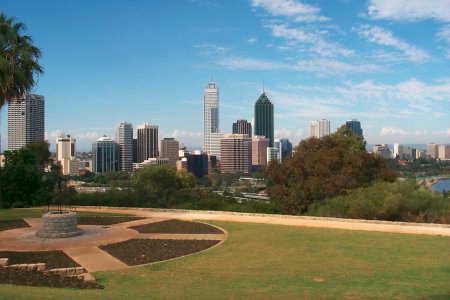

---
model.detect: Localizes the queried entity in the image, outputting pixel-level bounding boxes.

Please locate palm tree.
[0,13,43,109]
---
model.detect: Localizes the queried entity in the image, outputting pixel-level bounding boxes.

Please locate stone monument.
[36,211,83,238]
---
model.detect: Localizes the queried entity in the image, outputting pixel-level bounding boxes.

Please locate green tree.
[0,149,42,208]
[133,165,184,207]
[266,126,397,214]
[0,13,43,108]
[25,141,50,169]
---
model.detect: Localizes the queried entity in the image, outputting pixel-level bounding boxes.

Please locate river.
[431,179,450,193]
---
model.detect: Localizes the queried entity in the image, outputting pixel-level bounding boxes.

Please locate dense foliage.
[308,180,450,223]
[266,127,397,214]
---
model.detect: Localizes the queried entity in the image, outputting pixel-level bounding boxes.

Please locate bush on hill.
[307,180,450,223]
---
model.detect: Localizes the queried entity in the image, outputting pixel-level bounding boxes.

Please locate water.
[431,179,450,193]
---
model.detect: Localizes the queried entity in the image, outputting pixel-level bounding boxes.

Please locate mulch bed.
[0,268,103,289]
[0,219,30,232]
[77,216,145,226]
[130,219,224,234]
[0,251,79,269]
[100,238,220,266]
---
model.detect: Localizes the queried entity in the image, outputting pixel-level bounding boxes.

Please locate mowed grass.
[1,220,450,299]
[0,208,131,220]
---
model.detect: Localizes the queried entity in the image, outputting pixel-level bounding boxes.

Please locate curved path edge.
[68,206,450,237]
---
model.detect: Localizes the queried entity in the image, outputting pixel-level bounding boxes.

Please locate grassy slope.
[0,208,131,220]
[0,221,449,299]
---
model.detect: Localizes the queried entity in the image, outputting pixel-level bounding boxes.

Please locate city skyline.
[1,0,450,151]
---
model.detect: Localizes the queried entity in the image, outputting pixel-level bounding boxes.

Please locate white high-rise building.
[8,93,45,150]
[267,139,282,164]
[203,81,222,159]
[310,119,330,138]
[116,122,133,172]
[393,143,412,160]
[56,134,77,175]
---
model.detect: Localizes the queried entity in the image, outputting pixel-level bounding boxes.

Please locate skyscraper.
[56,134,77,175]
[232,120,252,138]
[137,123,158,163]
[220,134,252,174]
[8,93,45,150]
[427,143,439,159]
[254,92,274,147]
[279,138,293,161]
[116,122,133,172]
[345,119,363,137]
[252,135,269,167]
[92,136,119,173]
[160,137,180,165]
[203,81,222,158]
[310,119,330,138]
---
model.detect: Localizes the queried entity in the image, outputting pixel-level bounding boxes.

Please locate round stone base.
[36,211,83,239]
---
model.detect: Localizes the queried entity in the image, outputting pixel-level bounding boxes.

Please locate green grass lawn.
[0,208,131,220]
[1,220,450,299]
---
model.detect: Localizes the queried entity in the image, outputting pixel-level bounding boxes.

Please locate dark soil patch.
[0,268,103,289]
[100,238,220,266]
[130,219,224,234]
[0,219,30,232]
[77,216,145,226]
[0,251,79,269]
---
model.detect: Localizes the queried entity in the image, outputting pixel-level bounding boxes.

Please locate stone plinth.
[36,211,83,238]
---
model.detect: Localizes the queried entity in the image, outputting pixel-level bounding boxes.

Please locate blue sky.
[1,0,450,151]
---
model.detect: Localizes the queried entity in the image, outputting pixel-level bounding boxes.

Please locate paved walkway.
[74,207,450,237]
[0,217,226,272]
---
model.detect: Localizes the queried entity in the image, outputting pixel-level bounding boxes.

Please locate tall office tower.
[252,135,269,167]
[160,137,180,165]
[427,143,439,159]
[92,136,119,173]
[203,81,222,158]
[132,138,138,163]
[220,134,252,174]
[393,143,412,160]
[232,120,252,138]
[137,123,159,163]
[372,144,392,159]
[254,92,274,147]
[310,119,330,138]
[267,147,281,164]
[7,93,45,150]
[115,122,133,172]
[438,145,450,160]
[279,138,293,161]
[56,134,77,175]
[345,119,363,137]
[187,151,209,177]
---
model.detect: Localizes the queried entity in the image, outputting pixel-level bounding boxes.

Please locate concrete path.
[64,247,128,272]
[74,207,450,237]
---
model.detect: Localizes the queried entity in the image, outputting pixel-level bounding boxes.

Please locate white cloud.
[218,56,384,75]
[247,37,258,43]
[251,0,329,22]
[437,25,450,59]
[356,25,429,63]
[269,24,354,57]
[367,0,450,22]
[379,127,428,136]
[194,43,229,55]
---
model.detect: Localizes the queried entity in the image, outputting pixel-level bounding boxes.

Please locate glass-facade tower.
[254,92,274,147]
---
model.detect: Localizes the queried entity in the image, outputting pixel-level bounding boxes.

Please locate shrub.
[308,180,450,224]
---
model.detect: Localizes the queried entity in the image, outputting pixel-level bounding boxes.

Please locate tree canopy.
[0,13,43,108]
[266,126,397,214]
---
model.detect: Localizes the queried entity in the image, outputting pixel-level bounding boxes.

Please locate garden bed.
[77,216,145,226]
[129,219,223,234]
[0,251,79,269]
[99,238,220,266]
[0,219,30,232]
[0,268,103,289]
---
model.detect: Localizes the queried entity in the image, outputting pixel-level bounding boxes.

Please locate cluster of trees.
[266,127,398,214]
[0,142,63,208]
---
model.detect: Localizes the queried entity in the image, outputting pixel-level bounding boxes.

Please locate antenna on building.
[262,80,265,94]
